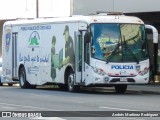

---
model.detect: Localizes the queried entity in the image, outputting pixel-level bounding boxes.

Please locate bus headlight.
[92,67,107,76]
[138,67,149,76]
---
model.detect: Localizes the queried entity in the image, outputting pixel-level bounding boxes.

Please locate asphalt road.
[0,85,160,120]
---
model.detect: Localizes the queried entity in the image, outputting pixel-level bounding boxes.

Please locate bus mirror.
[84,32,91,43]
[145,24,158,43]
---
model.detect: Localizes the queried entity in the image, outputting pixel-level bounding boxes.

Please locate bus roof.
[4,14,144,26]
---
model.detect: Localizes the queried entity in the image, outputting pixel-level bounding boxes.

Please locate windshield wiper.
[123,37,139,64]
[106,42,120,63]
[106,37,139,64]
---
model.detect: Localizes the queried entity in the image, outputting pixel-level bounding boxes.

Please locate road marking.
[1,106,15,110]
[0,102,61,111]
[99,106,140,111]
[30,93,85,103]
[117,118,145,120]
[31,117,66,120]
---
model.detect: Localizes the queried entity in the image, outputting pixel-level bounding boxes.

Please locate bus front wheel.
[67,71,79,92]
[8,83,13,86]
[115,84,127,93]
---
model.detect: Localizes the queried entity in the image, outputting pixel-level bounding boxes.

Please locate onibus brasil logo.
[29,31,40,47]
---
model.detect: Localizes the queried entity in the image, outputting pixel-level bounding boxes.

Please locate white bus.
[1,12,158,93]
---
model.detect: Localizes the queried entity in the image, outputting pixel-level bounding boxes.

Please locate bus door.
[2,27,18,81]
[75,31,86,84]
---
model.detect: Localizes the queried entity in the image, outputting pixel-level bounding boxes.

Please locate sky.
[0,0,70,19]
[0,0,160,20]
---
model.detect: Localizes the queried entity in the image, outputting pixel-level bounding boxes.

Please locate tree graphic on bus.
[29,31,40,46]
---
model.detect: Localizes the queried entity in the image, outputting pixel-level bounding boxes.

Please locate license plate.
[120,77,127,82]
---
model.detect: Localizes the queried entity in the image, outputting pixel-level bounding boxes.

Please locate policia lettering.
[111,65,134,69]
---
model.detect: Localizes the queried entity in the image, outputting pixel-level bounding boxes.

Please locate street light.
[113,0,114,12]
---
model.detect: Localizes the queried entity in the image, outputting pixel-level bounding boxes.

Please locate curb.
[127,84,160,94]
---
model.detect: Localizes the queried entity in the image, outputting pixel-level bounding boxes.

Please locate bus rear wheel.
[0,77,3,86]
[115,84,127,93]
[19,67,28,88]
[19,67,36,89]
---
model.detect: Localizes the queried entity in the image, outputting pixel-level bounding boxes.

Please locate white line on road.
[1,106,15,110]
[99,106,140,111]
[116,117,146,120]
[0,102,61,111]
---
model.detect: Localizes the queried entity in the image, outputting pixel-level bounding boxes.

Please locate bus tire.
[0,77,3,86]
[8,83,13,86]
[115,84,127,94]
[19,67,28,88]
[19,67,36,89]
[67,70,79,92]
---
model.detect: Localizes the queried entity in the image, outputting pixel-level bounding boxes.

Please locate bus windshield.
[90,23,148,63]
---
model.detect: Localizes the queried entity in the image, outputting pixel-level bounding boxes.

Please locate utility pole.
[113,0,114,12]
[70,0,73,16]
[36,0,39,18]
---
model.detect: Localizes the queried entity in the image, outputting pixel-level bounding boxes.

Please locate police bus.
[1,12,158,93]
